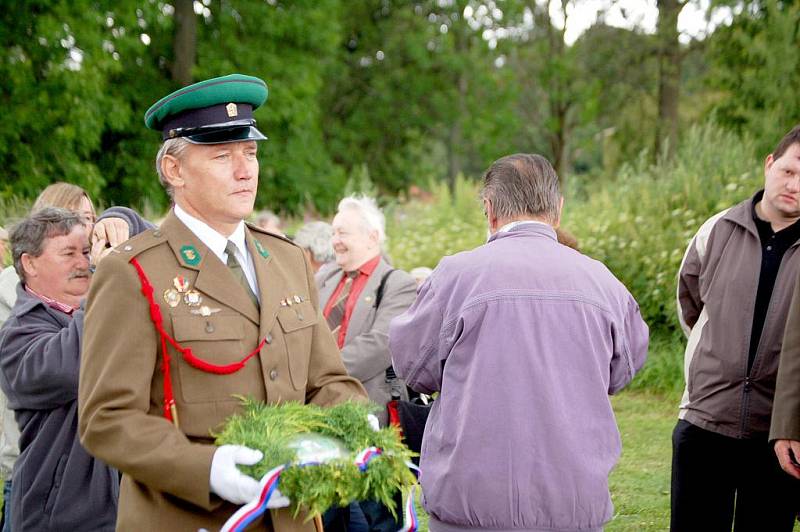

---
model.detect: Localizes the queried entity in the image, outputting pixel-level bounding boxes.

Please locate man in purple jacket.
[389,153,649,532]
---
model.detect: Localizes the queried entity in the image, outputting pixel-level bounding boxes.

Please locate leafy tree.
[706,0,800,155]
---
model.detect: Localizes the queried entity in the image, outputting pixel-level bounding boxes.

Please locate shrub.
[386,175,486,271]
[563,122,762,333]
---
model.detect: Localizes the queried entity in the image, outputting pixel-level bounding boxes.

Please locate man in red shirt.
[316,195,417,531]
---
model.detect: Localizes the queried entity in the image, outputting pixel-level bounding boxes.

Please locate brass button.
[269,369,278,381]
[266,333,273,344]
[296,312,304,321]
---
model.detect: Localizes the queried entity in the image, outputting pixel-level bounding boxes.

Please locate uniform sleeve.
[389,275,448,395]
[0,307,82,410]
[608,294,649,395]
[770,275,800,441]
[78,254,217,510]
[301,255,368,407]
[339,272,418,382]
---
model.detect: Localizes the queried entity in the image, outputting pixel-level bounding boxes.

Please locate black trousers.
[671,419,800,532]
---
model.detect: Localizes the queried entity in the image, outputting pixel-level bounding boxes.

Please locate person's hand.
[367,413,380,431]
[210,445,263,505]
[774,439,800,480]
[92,217,130,249]
[90,217,131,267]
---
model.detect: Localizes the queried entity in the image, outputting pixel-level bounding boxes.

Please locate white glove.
[266,487,290,508]
[209,445,263,505]
[367,414,380,431]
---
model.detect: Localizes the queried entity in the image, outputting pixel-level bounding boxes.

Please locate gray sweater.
[0,286,118,530]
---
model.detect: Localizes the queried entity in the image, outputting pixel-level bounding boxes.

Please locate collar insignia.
[180,245,201,266]
[255,240,269,258]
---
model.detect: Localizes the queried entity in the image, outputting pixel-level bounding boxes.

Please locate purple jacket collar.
[487,221,557,244]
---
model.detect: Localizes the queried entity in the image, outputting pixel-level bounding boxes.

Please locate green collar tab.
[255,240,270,259]
[180,245,201,266]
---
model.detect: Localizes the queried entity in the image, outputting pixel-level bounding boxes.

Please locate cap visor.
[184,126,267,144]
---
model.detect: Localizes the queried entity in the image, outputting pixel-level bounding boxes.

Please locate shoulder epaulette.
[114,227,168,258]
[246,222,297,247]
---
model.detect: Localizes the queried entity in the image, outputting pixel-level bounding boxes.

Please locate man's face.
[172,141,259,234]
[331,209,379,272]
[23,224,91,308]
[763,143,800,220]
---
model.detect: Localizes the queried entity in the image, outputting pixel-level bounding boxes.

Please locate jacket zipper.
[741,241,800,437]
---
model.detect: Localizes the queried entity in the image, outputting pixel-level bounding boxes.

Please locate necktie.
[326,271,358,334]
[225,240,259,309]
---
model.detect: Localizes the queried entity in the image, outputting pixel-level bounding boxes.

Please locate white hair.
[294,221,335,263]
[155,137,192,198]
[337,195,386,246]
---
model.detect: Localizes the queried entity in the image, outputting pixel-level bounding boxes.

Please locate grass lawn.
[606,391,677,530]
[411,390,800,531]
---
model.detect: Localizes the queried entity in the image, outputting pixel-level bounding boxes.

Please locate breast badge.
[184,290,202,307]
[163,289,181,308]
[191,306,221,317]
[173,275,190,293]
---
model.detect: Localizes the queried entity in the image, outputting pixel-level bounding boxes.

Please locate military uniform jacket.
[78,212,366,531]
[316,258,417,426]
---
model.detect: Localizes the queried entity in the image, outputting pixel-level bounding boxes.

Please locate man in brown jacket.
[673,125,800,530]
[78,74,366,531]
[772,276,800,481]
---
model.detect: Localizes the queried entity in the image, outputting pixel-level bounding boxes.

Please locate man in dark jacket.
[0,208,121,531]
[673,125,800,530]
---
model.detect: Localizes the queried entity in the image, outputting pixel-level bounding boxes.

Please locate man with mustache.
[672,125,800,530]
[78,74,366,531]
[0,208,119,530]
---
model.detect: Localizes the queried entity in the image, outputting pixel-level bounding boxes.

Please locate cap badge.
[173,275,190,293]
[184,290,202,307]
[163,289,181,308]
[226,102,238,118]
[180,245,201,266]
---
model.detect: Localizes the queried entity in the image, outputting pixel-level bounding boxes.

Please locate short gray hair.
[480,153,561,224]
[11,207,85,283]
[337,195,386,246]
[156,137,192,199]
[254,210,281,230]
[293,221,335,263]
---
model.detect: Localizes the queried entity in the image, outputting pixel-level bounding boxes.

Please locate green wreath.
[214,398,417,518]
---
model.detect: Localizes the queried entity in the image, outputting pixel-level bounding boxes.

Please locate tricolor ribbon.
[219,448,421,532]
[398,462,421,532]
[220,464,285,532]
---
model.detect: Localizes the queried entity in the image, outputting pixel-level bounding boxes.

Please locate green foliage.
[0,196,33,228]
[624,330,684,395]
[386,174,486,270]
[707,0,800,155]
[563,122,762,333]
[214,399,416,518]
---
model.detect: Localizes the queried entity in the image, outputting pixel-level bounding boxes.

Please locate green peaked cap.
[144,74,268,133]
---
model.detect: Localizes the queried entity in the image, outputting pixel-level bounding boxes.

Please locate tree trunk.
[172,0,197,86]
[655,0,682,161]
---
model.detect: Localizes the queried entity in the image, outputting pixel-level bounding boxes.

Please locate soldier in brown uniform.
[78,74,366,531]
